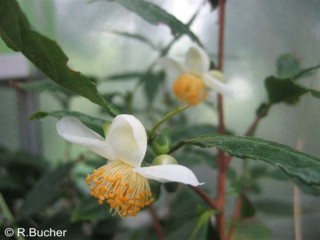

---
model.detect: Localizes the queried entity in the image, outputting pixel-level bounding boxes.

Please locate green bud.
[151,154,177,166]
[151,128,172,155]
[152,154,179,193]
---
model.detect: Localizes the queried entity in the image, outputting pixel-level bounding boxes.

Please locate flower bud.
[151,128,172,155]
[152,154,179,193]
[151,154,177,166]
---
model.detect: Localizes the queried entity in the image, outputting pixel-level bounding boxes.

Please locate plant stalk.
[148,203,164,240]
[215,0,228,239]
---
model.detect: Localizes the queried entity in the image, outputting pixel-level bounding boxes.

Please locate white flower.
[159,45,233,105]
[56,114,202,217]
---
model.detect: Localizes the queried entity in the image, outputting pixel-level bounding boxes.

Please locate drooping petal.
[203,73,234,97]
[106,114,147,167]
[56,117,116,160]
[185,45,210,75]
[158,57,186,76]
[134,165,203,186]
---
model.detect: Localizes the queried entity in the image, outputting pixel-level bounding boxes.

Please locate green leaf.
[111,0,202,46]
[30,110,108,136]
[172,124,234,142]
[173,134,320,186]
[0,0,120,117]
[265,76,308,104]
[71,196,109,222]
[265,76,320,104]
[16,162,75,220]
[109,30,158,50]
[189,209,215,240]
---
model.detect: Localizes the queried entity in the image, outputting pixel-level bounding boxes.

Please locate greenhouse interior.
[0,0,320,239]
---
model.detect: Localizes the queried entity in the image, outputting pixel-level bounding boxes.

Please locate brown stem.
[189,186,218,210]
[148,204,164,240]
[215,0,228,239]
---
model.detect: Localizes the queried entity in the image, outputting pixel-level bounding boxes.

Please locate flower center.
[85,161,153,217]
[173,74,207,105]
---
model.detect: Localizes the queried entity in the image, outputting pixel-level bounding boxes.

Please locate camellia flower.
[159,45,233,105]
[56,114,202,217]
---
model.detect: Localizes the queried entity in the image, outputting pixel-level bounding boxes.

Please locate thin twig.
[226,196,242,240]
[189,186,218,210]
[215,0,228,239]
[148,204,164,240]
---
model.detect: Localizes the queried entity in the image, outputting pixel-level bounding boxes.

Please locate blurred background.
[0,0,320,239]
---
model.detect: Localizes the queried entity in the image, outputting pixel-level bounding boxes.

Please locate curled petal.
[106,114,147,167]
[158,57,186,76]
[185,45,210,75]
[203,74,234,97]
[56,117,115,160]
[134,165,204,186]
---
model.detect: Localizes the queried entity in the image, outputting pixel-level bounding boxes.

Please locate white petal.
[106,114,147,167]
[203,74,234,97]
[185,45,210,75]
[56,117,115,160]
[134,165,203,186]
[157,57,186,76]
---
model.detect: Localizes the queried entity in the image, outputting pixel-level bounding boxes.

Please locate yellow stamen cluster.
[173,74,207,105]
[85,161,153,217]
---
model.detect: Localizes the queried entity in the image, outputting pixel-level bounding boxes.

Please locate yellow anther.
[85,161,153,217]
[173,74,207,105]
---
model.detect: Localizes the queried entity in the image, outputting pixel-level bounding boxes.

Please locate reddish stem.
[215,0,228,239]
[189,186,218,210]
[148,204,164,240]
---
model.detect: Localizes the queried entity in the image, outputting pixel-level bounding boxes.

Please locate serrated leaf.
[172,124,234,142]
[71,196,109,222]
[173,134,320,186]
[16,162,75,220]
[0,0,120,117]
[30,110,108,136]
[111,0,202,45]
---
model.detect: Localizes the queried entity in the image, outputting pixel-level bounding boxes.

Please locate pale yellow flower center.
[173,74,207,105]
[85,161,153,217]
